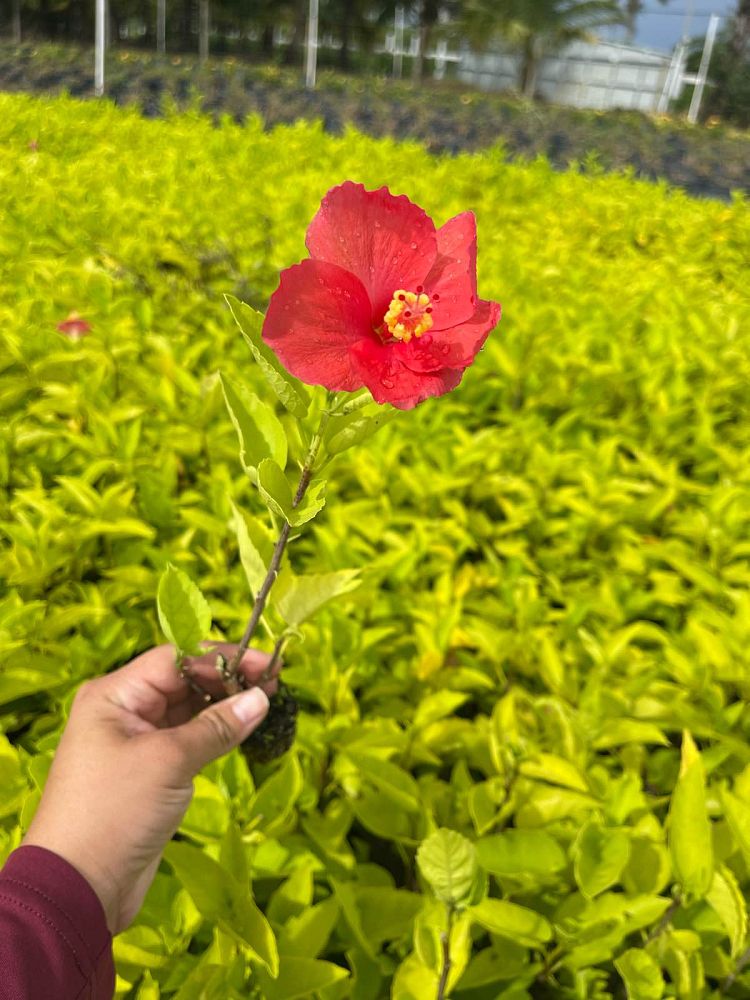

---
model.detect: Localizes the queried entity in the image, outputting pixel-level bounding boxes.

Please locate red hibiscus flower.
[262,182,501,410]
[57,312,92,341]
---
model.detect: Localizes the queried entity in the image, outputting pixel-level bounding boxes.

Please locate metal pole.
[157,0,166,53]
[394,5,404,79]
[688,13,720,123]
[305,0,318,90]
[95,0,105,95]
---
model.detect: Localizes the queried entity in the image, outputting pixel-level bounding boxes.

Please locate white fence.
[457,39,674,113]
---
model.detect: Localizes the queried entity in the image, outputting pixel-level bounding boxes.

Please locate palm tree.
[461,0,626,98]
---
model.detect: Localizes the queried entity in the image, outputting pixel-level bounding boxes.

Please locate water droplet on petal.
[421,334,432,346]
[381,377,395,389]
[410,242,418,250]
[440,345,450,355]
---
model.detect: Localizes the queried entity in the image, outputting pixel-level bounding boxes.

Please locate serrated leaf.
[220,372,287,475]
[417,828,478,907]
[706,864,747,958]
[225,295,309,418]
[615,948,664,1000]
[289,478,326,526]
[273,568,360,627]
[468,898,553,948]
[257,458,294,521]
[669,730,713,900]
[156,564,211,655]
[230,501,267,595]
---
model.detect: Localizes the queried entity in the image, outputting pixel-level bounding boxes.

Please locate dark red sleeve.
[0,845,115,1000]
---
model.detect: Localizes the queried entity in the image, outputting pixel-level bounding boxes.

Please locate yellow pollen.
[383,289,434,343]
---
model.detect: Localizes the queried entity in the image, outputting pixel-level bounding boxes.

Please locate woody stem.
[226,397,333,684]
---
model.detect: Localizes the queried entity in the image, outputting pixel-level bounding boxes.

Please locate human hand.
[22,644,274,934]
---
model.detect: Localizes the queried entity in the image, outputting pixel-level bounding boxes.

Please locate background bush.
[1,91,750,998]
[1,41,749,202]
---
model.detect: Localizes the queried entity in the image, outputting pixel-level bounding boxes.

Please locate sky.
[601,1,737,52]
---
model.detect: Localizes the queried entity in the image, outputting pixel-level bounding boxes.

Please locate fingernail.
[232,688,269,726]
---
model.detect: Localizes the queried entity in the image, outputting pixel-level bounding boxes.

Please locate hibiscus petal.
[262,259,375,392]
[422,212,478,331]
[398,298,501,375]
[305,181,437,323]
[351,337,464,410]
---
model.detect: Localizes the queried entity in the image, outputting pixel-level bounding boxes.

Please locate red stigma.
[432,293,440,301]
[404,310,412,317]
[398,293,406,301]
[416,285,423,293]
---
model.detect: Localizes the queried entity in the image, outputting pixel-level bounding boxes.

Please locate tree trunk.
[261,23,274,56]
[731,0,750,60]
[12,0,21,43]
[156,0,165,52]
[338,4,351,70]
[180,0,193,51]
[519,35,540,99]
[199,0,208,60]
[624,0,641,44]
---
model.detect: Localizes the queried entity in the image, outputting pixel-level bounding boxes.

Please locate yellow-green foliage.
[1,91,750,999]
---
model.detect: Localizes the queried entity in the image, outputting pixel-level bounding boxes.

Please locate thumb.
[172,687,270,774]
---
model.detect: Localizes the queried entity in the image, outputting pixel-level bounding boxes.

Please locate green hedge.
[1,41,749,202]
[1,91,750,998]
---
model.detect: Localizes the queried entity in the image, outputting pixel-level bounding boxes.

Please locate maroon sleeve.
[0,845,115,1000]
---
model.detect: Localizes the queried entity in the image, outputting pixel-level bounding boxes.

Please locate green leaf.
[706,864,747,959]
[220,372,287,475]
[614,948,664,1000]
[164,841,278,975]
[257,458,294,521]
[289,478,326,526]
[468,898,553,948]
[719,786,750,864]
[324,409,396,456]
[156,564,211,655]
[230,501,267,595]
[248,752,303,835]
[225,295,309,418]
[573,821,631,899]
[417,828,478,907]
[668,730,713,900]
[274,568,360,627]
[476,829,567,879]
[163,841,235,922]
[357,888,424,946]
[255,955,348,1000]
[346,750,421,814]
[278,896,339,958]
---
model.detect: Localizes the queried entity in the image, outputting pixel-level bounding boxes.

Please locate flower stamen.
[383,289,434,343]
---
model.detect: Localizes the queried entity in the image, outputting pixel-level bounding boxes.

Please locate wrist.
[22,827,120,933]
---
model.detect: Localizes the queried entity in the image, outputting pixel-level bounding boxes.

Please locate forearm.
[0,845,115,1000]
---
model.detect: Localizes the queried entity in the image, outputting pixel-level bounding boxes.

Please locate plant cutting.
[156,180,501,763]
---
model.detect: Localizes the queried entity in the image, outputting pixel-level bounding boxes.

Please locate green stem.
[226,396,333,683]
[436,904,454,1000]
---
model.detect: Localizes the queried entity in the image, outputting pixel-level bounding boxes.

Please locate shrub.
[1,92,750,998]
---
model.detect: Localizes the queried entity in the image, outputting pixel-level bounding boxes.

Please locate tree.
[622,0,671,46]
[461,0,626,98]
[681,2,750,127]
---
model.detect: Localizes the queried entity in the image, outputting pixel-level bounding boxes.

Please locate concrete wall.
[457,40,673,112]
